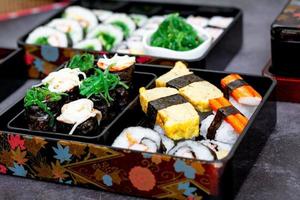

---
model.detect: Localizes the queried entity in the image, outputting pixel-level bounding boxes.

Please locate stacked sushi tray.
[263,0,300,103]
[18,0,243,78]
[0,47,276,199]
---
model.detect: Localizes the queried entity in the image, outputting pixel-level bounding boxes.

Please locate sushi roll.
[221,74,262,118]
[24,86,65,131]
[26,26,68,47]
[63,6,98,33]
[156,62,223,112]
[79,68,129,121]
[187,15,209,28]
[97,54,135,83]
[139,87,200,140]
[73,38,102,51]
[87,24,123,51]
[92,9,113,22]
[204,27,223,41]
[130,14,148,27]
[208,16,233,29]
[153,125,175,153]
[201,97,248,144]
[168,140,216,161]
[47,18,83,45]
[56,99,102,135]
[112,127,162,153]
[104,13,136,38]
[200,140,232,160]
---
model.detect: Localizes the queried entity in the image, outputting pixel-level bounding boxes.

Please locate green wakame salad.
[150,14,204,51]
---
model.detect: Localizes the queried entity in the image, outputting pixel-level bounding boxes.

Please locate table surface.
[1,0,300,199]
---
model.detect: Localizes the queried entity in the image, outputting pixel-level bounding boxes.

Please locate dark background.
[0,0,300,199]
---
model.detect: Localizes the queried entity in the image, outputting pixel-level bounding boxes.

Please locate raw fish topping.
[97,54,136,71]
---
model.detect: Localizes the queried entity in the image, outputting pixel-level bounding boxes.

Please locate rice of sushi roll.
[24,86,65,131]
[200,140,232,160]
[56,99,102,135]
[73,38,102,51]
[64,6,98,33]
[130,14,148,27]
[104,13,136,38]
[47,18,83,44]
[112,126,161,153]
[187,15,209,28]
[168,140,216,161]
[153,125,175,153]
[97,54,135,83]
[87,24,123,51]
[26,26,68,47]
[92,9,113,22]
[208,16,233,29]
[204,27,223,41]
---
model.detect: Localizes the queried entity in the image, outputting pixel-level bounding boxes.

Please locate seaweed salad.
[150,13,204,51]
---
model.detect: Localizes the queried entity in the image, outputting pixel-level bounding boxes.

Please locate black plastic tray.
[17,0,243,73]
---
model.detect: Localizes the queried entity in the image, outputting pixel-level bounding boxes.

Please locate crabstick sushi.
[139,87,200,140]
[25,26,68,47]
[112,127,162,153]
[208,16,234,29]
[47,18,83,44]
[73,38,102,51]
[156,62,223,112]
[56,99,102,135]
[64,6,98,32]
[221,74,262,106]
[168,140,216,161]
[104,14,136,38]
[87,24,123,51]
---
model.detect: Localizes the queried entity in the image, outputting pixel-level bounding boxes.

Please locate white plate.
[143,27,213,60]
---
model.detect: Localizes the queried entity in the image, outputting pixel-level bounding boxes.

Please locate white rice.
[201,114,238,144]
[112,126,161,153]
[187,15,209,28]
[47,18,83,44]
[230,96,257,119]
[204,27,223,41]
[168,140,215,161]
[200,139,232,160]
[64,6,98,32]
[104,13,136,37]
[153,125,175,153]
[26,26,68,47]
[208,16,233,29]
[92,9,113,21]
[73,38,102,51]
[130,14,148,27]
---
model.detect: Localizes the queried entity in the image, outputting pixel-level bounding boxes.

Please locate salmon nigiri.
[221,74,262,106]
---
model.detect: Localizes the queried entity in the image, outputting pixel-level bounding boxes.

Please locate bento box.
[271,0,300,76]
[17,0,243,78]
[0,49,276,200]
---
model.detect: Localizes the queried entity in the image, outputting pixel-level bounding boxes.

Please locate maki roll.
[168,140,216,161]
[112,127,162,153]
[139,87,200,140]
[47,18,83,45]
[40,67,86,101]
[79,68,129,120]
[104,14,136,38]
[201,97,248,144]
[24,86,66,131]
[56,99,102,135]
[156,62,223,112]
[130,14,148,27]
[26,26,68,47]
[92,9,113,22]
[221,74,262,118]
[63,6,98,33]
[87,24,123,51]
[208,16,233,29]
[200,140,232,160]
[73,39,102,51]
[97,54,136,83]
